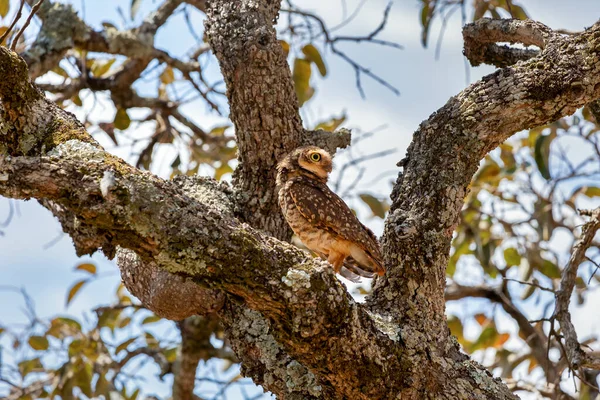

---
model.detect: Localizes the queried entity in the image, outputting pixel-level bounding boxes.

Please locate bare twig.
[0,0,26,45]
[10,0,46,51]
[553,207,600,370]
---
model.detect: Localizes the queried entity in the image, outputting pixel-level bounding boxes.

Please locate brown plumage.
[276,146,385,280]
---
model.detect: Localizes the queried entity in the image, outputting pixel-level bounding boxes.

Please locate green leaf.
[359,193,388,219]
[114,108,131,130]
[0,0,9,19]
[503,248,521,267]
[292,58,313,107]
[145,332,159,348]
[538,259,561,279]
[18,358,43,378]
[160,66,175,84]
[534,131,556,180]
[131,0,143,19]
[302,44,327,77]
[141,315,161,325]
[28,335,49,351]
[75,263,96,275]
[66,280,87,306]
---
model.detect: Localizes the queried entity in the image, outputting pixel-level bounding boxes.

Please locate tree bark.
[2,3,600,398]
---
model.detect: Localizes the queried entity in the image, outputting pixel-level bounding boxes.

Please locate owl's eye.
[309,152,321,162]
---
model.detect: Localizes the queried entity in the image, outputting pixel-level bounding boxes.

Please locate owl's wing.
[288,181,383,263]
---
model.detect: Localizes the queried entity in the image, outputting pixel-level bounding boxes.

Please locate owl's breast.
[280,194,341,255]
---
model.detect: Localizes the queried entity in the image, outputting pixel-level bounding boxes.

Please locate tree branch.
[554,207,600,370]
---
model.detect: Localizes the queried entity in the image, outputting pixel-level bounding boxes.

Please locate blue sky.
[1,0,599,398]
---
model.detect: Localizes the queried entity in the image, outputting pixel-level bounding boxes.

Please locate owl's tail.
[342,257,379,279]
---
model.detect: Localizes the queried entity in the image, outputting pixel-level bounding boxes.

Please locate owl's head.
[277,146,333,184]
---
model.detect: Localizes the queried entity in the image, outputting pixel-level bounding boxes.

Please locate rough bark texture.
[2,4,600,398]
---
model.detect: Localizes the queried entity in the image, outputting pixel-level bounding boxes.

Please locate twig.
[10,0,46,51]
[0,0,26,45]
[553,207,600,369]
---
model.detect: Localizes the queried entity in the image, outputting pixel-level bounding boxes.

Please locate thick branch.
[371,19,600,328]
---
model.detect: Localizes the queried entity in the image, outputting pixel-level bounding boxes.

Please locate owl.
[276,146,386,281]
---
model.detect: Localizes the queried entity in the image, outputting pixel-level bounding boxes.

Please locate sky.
[1,0,600,399]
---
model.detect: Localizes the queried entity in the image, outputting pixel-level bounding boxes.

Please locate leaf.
[209,125,230,136]
[91,58,116,77]
[0,0,9,18]
[447,316,465,344]
[292,58,313,106]
[419,1,432,47]
[279,40,290,57]
[141,315,161,325]
[51,65,70,78]
[538,259,561,279]
[534,131,556,180]
[114,108,131,130]
[164,347,178,363]
[583,186,600,197]
[75,263,96,275]
[47,317,82,338]
[0,26,8,45]
[214,162,233,180]
[469,326,498,352]
[315,114,346,132]
[131,0,143,19]
[73,361,93,397]
[503,248,521,267]
[116,337,136,354]
[28,335,49,351]
[71,93,83,107]
[18,358,43,378]
[521,283,536,300]
[302,44,327,77]
[145,332,159,348]
[94,373,111,397]
[66,280,87,306]
[160,66,175,84]
[359,193,388,219]
[474,313,489,326]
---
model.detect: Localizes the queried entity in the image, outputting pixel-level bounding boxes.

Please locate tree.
[0,0,599,399]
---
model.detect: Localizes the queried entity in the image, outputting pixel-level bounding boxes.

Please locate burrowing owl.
[276,146,385,280]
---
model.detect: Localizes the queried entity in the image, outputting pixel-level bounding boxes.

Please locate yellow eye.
[310,152,321,162]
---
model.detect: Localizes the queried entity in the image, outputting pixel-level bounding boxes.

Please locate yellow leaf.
[292,58,312,106]
[279,40,290,57]
[66,280,87,306]
[302,44,327,76]
[0,26,9,45]
[0,0,9,18]
[75,263,96,275]
[160,66,175,84]
[141,315,161,325]
[28,336,49,351]
[114,108,131,130]
[116,337,136,354]
[91,58,116,77]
